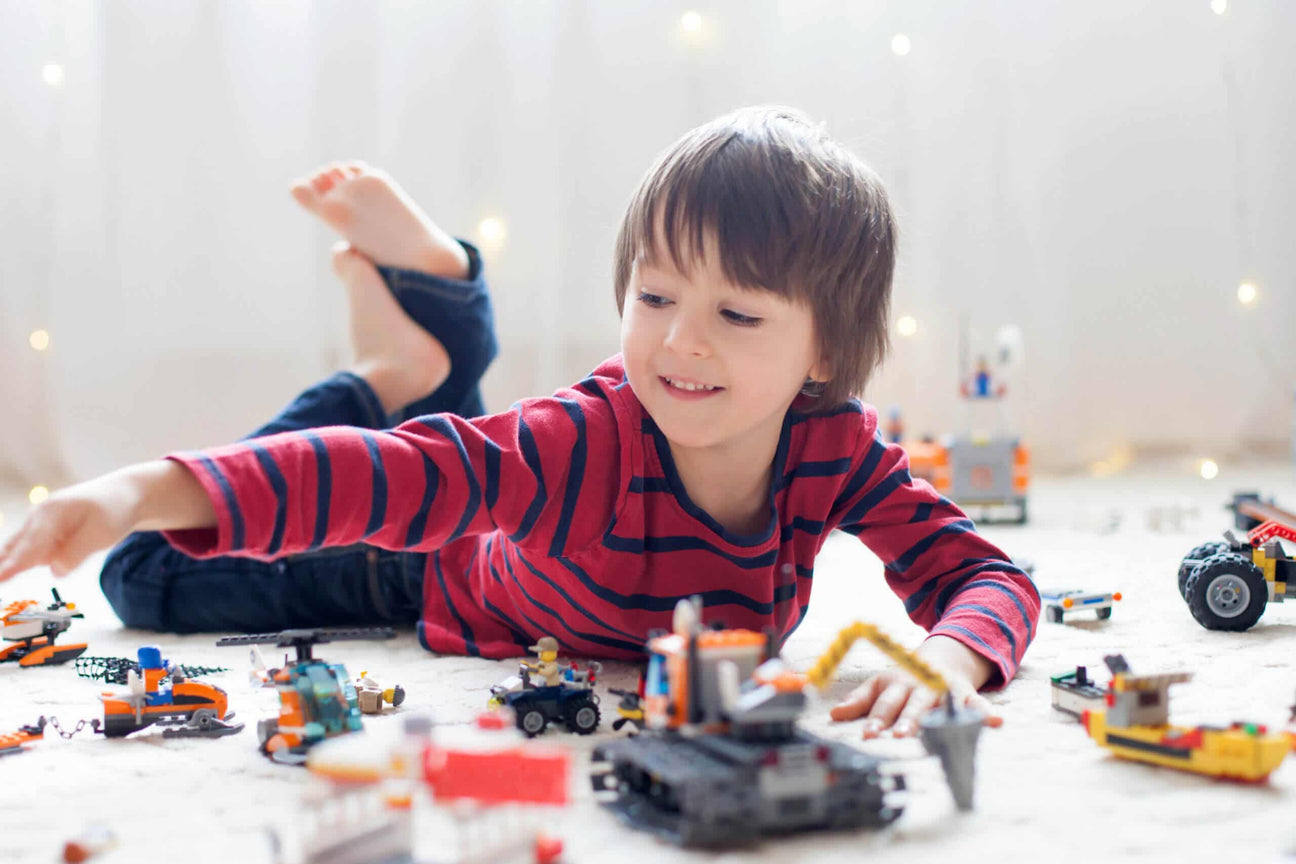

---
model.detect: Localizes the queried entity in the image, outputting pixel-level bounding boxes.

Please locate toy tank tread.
[591,731,901,847]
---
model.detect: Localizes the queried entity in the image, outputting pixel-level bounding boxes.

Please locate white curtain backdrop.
[1,0,1292,489]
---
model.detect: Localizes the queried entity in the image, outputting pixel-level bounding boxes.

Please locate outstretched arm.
[825,414,1038,737]
[157,394,617,561]
[0,460,216,582]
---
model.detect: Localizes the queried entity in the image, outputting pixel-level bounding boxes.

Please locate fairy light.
[680,11,703,33]
[30,329,51,351]
[29,486,50,505]
[476,217,507,253]
[42,64,64,87]
[1211,0,1227,15]
[1198,459,1219,480]
[1236,282,1258,306]
[896,315,918,337]
[891,34,911,56]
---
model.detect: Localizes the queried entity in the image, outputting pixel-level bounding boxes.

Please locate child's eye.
[636,291,670,308]
[722,309,762,327]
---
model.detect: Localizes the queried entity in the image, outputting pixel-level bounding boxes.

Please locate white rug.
[2,463,1294,864]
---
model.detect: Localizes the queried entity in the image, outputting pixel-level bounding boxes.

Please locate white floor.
[1,462,1295,864]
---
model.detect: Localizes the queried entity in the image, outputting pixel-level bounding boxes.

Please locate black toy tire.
[1178,541,1229,599]
[564,697,601,735]
[518,707,548,737]
[1096,607,1113,620]
[1045,606,1063,624]
[1184,552,1268,631]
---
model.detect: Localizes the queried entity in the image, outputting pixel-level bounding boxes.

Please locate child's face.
[620,232,827,457]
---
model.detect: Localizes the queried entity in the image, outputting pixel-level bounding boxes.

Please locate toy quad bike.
[488,661,602,737]
[1177,492,1296,631]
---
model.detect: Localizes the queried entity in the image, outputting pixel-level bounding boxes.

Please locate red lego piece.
[1248,520,1296,547]
[423,745,569,805]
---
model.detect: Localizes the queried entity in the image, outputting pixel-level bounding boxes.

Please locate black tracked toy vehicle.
[589,600,905,848]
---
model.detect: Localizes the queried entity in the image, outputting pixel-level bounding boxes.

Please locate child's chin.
[654,419,723,450]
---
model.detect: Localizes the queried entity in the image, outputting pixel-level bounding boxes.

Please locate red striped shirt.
[164,355,1038,687]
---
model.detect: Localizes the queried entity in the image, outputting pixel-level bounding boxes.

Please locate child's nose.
[664,311,711,357]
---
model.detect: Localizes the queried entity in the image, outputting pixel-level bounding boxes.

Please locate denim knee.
[100,531,173,631]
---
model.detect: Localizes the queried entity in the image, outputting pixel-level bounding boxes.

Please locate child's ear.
[807,356,832,386]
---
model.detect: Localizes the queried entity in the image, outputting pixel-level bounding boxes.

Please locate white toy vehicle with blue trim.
[1039,588,1121,624]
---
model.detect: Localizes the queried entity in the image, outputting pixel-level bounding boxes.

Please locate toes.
[327,166,347,185]
[310,170,336,194]
[290,180,319,211]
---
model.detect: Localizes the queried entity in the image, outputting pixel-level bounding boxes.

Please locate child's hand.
[0,460,214,583]
[827,635,1005,738]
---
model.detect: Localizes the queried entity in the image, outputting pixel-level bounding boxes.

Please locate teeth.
[665,377,717,392]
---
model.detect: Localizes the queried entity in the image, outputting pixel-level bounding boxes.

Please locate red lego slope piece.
[1249,520,1296,547]
[423,745,569,805]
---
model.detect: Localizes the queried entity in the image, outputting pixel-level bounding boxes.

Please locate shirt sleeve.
[160,389,620,562]
[827,408,1039,689]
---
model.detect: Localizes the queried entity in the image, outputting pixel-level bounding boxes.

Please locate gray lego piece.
[919,702,984,811]
[590,730,903,848]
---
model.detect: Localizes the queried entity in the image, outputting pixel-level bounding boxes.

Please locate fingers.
[832,676,921,739]
[0,498,98,582]
[964,692,1004,728]
[829,676,885,722]
[0,515,50,582]
[892,685,941,737]
[829,673,1004,741]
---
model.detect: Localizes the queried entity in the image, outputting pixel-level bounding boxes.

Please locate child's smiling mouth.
[660,376,725,399]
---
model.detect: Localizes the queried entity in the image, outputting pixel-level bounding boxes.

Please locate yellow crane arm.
[804,621,949,695]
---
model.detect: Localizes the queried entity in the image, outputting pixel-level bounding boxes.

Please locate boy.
[0,106,1038,738]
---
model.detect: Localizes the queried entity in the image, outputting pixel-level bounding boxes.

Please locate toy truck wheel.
[1045,606,1064,624]
[1178,541,1229,599]
[518,707,548,737]
[1184,553,1268,631]
[1096,607,1113,620]
[564,697,601,735]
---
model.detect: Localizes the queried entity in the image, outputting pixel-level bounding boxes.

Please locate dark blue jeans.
[100,245,497,633]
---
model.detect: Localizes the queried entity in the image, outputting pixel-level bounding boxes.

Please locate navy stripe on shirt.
[432,549,479,657]
[247,443,287,556]
[193,455,246,551]
[360,432,387,540]
[300,431,332,550]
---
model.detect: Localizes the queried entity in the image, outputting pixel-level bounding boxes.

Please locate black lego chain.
[74,656,228,685]
[45,716,99,738]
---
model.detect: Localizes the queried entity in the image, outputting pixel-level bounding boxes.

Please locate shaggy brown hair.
[613,105,896,411]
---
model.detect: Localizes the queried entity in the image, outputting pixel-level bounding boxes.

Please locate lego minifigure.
[884,405,904,444]
[524,636,563,687]
[354,671,406,715]
[961,355,1006,400]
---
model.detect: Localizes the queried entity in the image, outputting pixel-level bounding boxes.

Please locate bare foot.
[292,162,469,279]
[332,243,452,414]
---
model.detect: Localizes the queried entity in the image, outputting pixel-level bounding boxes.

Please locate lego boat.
[1082,713,1290,781]
[1081,655,1291,782]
